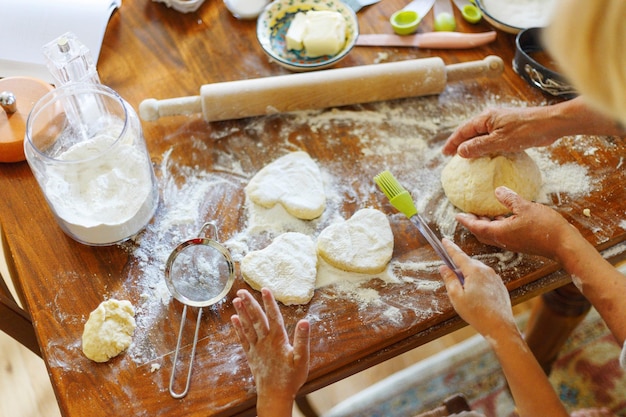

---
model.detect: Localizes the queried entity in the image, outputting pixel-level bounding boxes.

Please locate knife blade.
[355,31,496,48]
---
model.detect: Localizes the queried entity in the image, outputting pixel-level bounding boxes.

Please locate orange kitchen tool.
[0,77,54,163]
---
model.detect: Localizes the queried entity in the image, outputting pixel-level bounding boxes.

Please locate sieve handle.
[169,305,203,399]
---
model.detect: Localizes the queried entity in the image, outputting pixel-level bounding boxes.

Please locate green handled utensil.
[374,170,465,285]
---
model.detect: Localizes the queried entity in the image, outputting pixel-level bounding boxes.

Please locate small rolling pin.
[139,55,503,123]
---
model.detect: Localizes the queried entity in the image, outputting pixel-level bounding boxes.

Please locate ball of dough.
[441,152,542,216]
[82,299,136,363]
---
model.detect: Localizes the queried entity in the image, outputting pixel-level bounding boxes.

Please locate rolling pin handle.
[445,55,504,82]
[139,96,203,121]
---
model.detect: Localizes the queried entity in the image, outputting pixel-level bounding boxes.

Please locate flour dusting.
[116,88,612,365]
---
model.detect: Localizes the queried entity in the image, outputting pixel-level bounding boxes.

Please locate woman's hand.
[455,186,581,262]
[442,96,622,158]
[442,106,560,158]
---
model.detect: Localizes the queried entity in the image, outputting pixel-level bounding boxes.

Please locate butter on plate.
[286,10,347,57]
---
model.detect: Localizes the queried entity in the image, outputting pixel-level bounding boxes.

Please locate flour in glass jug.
[44,133,156,245]
[25,83,159,246]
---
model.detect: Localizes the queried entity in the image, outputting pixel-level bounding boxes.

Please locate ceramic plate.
[256,0,359,71]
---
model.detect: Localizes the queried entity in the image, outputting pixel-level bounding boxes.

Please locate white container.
[24,83,159,246]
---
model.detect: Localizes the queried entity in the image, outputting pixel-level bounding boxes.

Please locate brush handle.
[410,214,465,285]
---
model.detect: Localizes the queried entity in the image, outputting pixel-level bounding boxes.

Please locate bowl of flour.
[476,0,557,33]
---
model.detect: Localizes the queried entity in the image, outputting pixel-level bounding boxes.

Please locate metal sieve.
[164,222,235,399]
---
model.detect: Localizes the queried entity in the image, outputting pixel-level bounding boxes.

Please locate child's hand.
[439,239,517,339]
[231,288,310,417]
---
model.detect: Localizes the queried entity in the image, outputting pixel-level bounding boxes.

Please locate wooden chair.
[0,226,41,357]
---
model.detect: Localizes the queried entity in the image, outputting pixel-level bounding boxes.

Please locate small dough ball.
[441,152,542,216]
[82,299,136,363]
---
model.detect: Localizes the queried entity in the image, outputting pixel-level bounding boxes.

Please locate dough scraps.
[441,152,542,216]
[245,151,326,220]
[317,208,394,274]
[82,299,136,363]
[240,232,318,305]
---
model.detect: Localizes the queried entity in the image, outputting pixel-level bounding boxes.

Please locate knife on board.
[355,31,496,48]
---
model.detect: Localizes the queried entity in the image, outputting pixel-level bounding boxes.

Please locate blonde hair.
[544,0,626,127]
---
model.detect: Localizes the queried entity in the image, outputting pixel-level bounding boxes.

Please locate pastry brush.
[374,170,465,285]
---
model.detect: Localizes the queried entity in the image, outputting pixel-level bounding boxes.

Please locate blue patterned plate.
[256,0,359,71]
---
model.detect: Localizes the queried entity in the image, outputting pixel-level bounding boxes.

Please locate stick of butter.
[286,12,307,50]
[303,11,346,57]
[285,10,347,57]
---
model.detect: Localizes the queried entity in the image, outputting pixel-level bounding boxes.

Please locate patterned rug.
[323,308,626,417]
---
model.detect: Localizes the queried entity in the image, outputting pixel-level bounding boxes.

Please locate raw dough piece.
[245,151,326,220]
[82,299,136,363]
[241,232,317,305]
[317,208,393,274]
[441,152,542,216]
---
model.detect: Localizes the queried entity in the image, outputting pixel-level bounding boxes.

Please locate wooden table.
[2,1,625,416]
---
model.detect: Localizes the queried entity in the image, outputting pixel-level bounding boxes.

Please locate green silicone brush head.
[374,170,418,218]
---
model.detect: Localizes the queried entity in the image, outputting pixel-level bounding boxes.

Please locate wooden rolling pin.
[139,55,503,123]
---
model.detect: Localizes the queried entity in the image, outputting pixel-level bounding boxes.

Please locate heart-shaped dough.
[245,151,326,220]
[241,232,317,305]
[317,208,393,274]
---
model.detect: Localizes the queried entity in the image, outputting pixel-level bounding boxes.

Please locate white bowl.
[256,0,359,72]
[224,0,269,19]
[475,0,556,34]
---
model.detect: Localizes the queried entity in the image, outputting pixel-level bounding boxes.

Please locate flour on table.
[317,208,393,274]
[240,232,318,305]
[82,299,136,363]
[244,151,326,220]
[114,92,606,366]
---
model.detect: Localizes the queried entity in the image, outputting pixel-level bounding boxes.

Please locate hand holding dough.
[441,152,542,217]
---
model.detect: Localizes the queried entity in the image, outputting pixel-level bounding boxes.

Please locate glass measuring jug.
[24,83,159,246]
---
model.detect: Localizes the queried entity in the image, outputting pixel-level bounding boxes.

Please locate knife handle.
[416,31,496,48]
